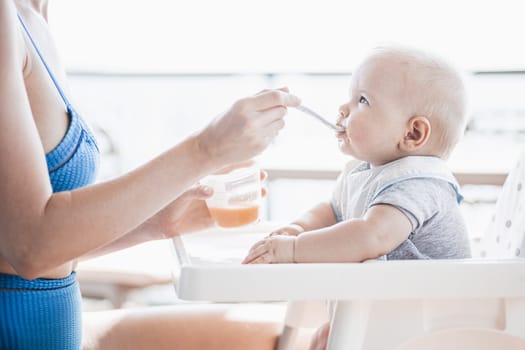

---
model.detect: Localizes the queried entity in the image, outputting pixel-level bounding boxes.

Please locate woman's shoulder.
[0,1,27,71]
[0,1,18,37]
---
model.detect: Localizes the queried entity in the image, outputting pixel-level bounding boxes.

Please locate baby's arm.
[294,204,412,262]
[270,201,337,236]
[244,204,411,264]
[242,201,336,264]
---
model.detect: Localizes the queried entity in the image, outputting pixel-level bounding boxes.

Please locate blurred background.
[47,0,525,310]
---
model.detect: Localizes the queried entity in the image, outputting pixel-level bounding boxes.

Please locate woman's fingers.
[249,90,300,111]
[259,169,268,182]
[253,106,288,128]
[260,170,268,197]
[198,88,300,167]
[254,86,291,96]
[180,184,214,200]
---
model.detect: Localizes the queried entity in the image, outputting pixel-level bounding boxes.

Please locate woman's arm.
[80,184,214,259]
[83,165,267,259]
[0,3,300,279]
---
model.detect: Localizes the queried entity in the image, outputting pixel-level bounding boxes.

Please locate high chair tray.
[172,226,525,303]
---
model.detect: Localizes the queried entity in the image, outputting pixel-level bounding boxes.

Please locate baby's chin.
[337,141,353,156]
[337,133,350,144]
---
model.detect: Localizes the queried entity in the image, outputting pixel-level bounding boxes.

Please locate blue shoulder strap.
[17,14,72,110]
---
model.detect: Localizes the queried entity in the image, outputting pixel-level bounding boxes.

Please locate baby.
[243,46,471,264]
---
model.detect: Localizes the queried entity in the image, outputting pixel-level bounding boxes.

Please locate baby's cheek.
[345,119,360,136]
[350,121,373,141]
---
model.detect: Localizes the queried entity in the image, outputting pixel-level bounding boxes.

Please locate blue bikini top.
[18,15,100,193]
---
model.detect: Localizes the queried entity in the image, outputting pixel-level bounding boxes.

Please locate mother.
[0,1,300,349]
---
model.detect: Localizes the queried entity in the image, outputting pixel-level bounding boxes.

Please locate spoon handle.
[295,105,345,132]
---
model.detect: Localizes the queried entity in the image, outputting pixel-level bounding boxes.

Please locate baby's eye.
[358,96,369,105]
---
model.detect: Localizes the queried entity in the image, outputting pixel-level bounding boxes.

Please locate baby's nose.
[339,103,351,117]
[336,109,348,123]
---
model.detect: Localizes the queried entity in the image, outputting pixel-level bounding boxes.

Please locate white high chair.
[277,150,525,350]
[173,151,525,350]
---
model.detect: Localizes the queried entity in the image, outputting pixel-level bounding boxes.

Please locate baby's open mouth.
[336,131,347,141]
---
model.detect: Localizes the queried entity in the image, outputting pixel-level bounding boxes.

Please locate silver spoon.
[294,105,345,132]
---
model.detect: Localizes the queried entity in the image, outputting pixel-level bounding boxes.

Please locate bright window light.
[50,0,525,73]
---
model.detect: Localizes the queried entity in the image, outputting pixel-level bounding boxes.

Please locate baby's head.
[336,46,468,165]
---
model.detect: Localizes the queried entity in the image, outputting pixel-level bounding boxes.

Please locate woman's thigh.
[82,304,283,350]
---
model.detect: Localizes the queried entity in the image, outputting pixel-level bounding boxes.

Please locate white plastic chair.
[174,151,525,350]
[276,150,525,350]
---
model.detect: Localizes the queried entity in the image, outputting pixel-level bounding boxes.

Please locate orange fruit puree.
[208,206,259,228]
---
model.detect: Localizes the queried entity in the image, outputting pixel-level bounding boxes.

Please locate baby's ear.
[400,116,431,152]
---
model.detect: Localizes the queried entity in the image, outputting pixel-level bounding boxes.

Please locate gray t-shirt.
[371,178,471,259]
[331,157,471,260]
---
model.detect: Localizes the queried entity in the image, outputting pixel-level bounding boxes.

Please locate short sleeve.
[369,178,447,232]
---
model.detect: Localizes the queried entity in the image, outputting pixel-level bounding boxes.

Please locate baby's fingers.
[268,232,286,238]
[248,252,274,264]
[242,251,265,264]
[242,240,270,264]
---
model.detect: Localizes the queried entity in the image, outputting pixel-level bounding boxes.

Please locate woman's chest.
[21,26,70,154]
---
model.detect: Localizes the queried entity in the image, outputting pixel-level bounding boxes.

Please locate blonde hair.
[368,46,468,158]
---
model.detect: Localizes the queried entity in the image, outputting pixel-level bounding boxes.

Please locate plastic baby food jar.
[200,166,261,228]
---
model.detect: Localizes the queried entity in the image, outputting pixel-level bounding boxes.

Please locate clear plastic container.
[200,166,261,228]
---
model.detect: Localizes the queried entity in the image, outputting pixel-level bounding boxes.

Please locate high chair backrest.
[480,151,525,259]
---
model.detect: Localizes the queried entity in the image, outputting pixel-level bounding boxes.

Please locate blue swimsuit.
[0,15,100,350]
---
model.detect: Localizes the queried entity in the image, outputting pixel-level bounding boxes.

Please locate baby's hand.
[242,235,296,264]
[267,223,305,237]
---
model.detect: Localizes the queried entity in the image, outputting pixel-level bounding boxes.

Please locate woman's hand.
[145,166,268,239]
[144,184,215,239]
[197,88,301,169]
